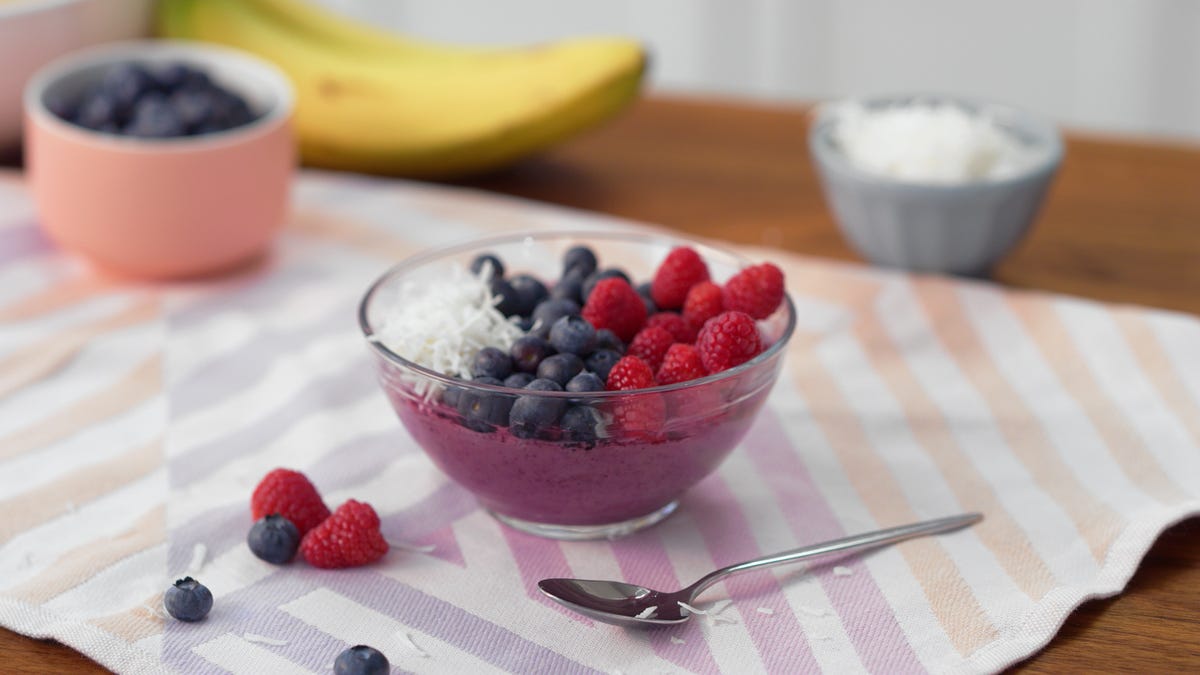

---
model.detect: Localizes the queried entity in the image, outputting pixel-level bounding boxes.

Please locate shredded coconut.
[188,543,207,574]
[243,633,288,646]
[387,540,436,554]
[797,605,829,617]
[634,606,658,619]
[825,100,1045,183]
[670,636,686,645]
[370,263,523,380]
[676,601,706,616]
[756,607,775,615]
[833,566,853,577]
[397,630,430,657]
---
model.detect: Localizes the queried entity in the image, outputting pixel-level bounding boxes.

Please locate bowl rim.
[358,229,797,400]
[23,38,294,151]
[808,93,1064,190]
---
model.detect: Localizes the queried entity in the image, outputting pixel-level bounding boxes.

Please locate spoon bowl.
[539,512,982,626]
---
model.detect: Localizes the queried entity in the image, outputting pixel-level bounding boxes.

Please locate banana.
[157,0,646,178]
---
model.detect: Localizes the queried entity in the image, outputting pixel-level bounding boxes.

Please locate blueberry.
[525,377,564,392]
[208,88,255,129]
[550,268,585,304]
[457,376,510,431]
[531,298,580,336]
[469,253,504,279]
[334,645,390,675]
[154,62,207,92]
[508,274,548,317]
[164,577,213,622]
[491,278,523,317]
[170,89,215,132]
[637,281,658,314]
[585,349,622,381]
[537,353,584,386]
[510,335,553,373]
[510,379,566,438]
[75,92,121,131]
[124,93,185,138]
[471,346,512,380]
[247,514,300,564]
[99,63,155,114]
[515,316,535,332]
[563,245,598,278]
[594,329,625,354]
[44,93,79,123]
[561,405,604,442]
[566,371,604,393]
[582,268,631,302]
[442,378,465,407]
[503,372,534,389]
[549,315,596,355]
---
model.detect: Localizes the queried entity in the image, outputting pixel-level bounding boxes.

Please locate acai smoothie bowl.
[358,230,795,540]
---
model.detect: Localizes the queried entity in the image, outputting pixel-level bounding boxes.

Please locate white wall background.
[322,0,1200,141]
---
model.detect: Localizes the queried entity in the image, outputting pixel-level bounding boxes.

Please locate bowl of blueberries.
[360,231,795,539]
[23,39,294,279]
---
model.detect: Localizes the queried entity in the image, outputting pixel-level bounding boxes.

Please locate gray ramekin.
[808,95,1063,276]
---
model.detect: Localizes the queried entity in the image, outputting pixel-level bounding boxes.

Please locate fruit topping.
[300,500,389,569]
[651,247,710,310]
[164,577,213,622]
[582,277,646,343]
[696,311,764,373]
[723,263,785,320]
[250,468,330,536]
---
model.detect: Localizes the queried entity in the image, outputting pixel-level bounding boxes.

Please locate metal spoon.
[538,512,982,626]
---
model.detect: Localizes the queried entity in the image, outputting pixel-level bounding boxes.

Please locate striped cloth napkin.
[1,169,1197,675]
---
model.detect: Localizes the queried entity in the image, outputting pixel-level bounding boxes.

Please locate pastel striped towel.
[1,169,1198,675]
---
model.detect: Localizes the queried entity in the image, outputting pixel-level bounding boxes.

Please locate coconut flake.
[676,601,706,616]
[371,264,523,380]
[243,633,288,646]
[188,543,207,574]
[756,607,775,615]
[634,606,658,619]
[397,630,430,658]
[670,636,686,645]
[833,566,853,577]
[797,605,829,617]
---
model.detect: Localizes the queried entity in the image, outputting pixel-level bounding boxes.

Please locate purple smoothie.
[375,355,780,526]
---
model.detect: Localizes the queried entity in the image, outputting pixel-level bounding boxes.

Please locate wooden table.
[3,95,1198,673]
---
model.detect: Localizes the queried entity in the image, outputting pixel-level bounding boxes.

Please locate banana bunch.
[157,0,646,177]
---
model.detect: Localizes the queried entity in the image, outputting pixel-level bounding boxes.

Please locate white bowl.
[0,0,152,151]
[809,94,1064,276]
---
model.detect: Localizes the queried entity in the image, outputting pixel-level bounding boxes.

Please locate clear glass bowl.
[359,231,795,539]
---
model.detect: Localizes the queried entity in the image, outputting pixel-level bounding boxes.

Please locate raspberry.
[251,468,330,536]
[682,281,724,333]
[300,500,389,569]
[611,393,666,439]
[657,344,708,385]
[696,311,763,373]
[651,247,710,310]
[582,277,646,343]
[627,326,675,372]
[606,355,657,391]
[645,312,694,344]
[723,263,785,320]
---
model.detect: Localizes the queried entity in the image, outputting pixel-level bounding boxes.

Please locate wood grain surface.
[2,95,1198,673]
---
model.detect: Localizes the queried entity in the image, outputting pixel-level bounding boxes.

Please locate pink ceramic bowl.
[24,40,294,279]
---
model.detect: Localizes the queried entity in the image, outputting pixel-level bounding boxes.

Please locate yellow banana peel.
[157,0,646,178]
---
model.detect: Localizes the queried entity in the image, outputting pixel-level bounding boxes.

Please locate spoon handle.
[685,512,982,598]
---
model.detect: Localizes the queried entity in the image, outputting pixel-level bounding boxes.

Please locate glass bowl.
[359,230,795,540]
